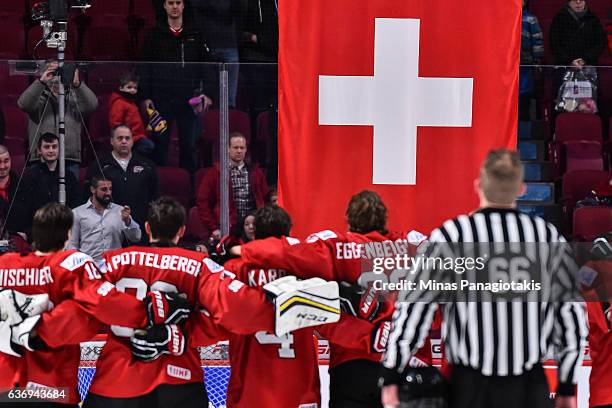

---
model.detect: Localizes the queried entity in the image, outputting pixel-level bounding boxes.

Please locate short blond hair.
[480,149,524,205]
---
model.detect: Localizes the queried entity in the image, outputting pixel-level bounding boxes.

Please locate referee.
[380,149,588,408]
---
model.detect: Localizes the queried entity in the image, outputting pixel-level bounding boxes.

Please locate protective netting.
[78,340,232,408]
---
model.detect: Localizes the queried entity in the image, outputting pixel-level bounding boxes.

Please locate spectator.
[84,125,159,232]
[197,132,269,240]
[238,0,278,63]
[0,145,27,239]
[109,72,154,157]
[550,0,607,67]
[519,0,544,120]
[19,132,81,237]
[264,186,277,206]
[241,210,256,243]
[192,0,244,108]
[238,0,279,111]
[139,0,212,173]
[17,60,98,178]
[68,176,141,265]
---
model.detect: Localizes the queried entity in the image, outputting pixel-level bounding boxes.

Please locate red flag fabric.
[278,0,521,238]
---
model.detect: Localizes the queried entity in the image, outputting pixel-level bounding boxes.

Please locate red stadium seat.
[561,169,611,231]
[573,206,612,241]
[3,137,27,157]
[555,113,602,143]
[563,141,603,172]
[550,113,603,175]
[157,166,192,209]
[86,94,111,141]
[2,104,29,140]
[88,1,130,16]
[80,24,132,61]
[202,109,251,143]
[0,15,26,58]
[0,65,29,99]
[185,206,208,242]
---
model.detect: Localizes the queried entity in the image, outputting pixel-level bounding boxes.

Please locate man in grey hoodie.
[17,60,98,178]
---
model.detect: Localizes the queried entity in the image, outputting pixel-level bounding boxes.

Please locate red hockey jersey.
[0,250,147,405]
[240,230,433,368]
[222,258,321,408]
[88,244,276,398]
[581,259,612,407]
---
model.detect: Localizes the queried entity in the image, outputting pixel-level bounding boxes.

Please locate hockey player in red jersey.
[579,235,612,408]
[0,203,165,406]
[234,191,433,408]
[84,197,340,408]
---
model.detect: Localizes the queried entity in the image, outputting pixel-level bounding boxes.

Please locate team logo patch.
[133,166,144,173]
[60,252,94,271]
[285,237,300,245]
[306,230,337,243]
[203,258,225,273]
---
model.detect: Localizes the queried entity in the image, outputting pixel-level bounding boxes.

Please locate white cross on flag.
[278,1,520,237]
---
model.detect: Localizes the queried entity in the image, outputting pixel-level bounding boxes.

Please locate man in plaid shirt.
[197,132,269,240]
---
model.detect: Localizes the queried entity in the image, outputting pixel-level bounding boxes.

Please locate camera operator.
[17,59,98,179]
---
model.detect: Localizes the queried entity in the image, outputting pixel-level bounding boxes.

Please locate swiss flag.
[278,1,521,237]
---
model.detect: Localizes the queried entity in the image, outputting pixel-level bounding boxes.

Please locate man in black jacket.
[19,132,81,238]
[85,125,159,234]
[140,0,212,173]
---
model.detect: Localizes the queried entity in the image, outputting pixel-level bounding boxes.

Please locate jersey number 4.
[254,331,295,358]
[111,277,180,337]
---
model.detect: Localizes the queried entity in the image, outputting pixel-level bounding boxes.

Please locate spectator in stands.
[139,0,212,173]
[0,145,27,240]
[109,72,154,157]
[197,132,269,240]
[264,186,278,206]
[192,0,244,108]
[238,0,278,63]
[238,0,279,111]
[519,0,544,120]
[242,211,256,242]
[550,0,607,67]
[17,59,98,179]
[84,125,159,233]
[19,132,81,237]
[68,176,141,265]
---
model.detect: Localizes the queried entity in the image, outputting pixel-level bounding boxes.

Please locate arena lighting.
[29,0,93,205]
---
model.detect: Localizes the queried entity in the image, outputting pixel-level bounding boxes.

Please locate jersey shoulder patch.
[285,237,301,246]
[60,251,94,271]
[306,230,337,243]
[406,230,427,244]
[203,257,225,273]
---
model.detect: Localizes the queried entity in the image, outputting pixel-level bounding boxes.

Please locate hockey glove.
[144,291,191,327]
[339,281,381,322]
[263,275,341,337]
[0,289,51,325]
[371,321,392,353]
[0,315,42,357]
[131,324,186,362]
[397,367,449,408]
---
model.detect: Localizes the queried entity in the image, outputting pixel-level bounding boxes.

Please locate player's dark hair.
[148,197,185,241]
[32,202,73,252]
[254,205,292,239]
[346,190,388,235]
[119,72,139,87]
[37,132,59,149]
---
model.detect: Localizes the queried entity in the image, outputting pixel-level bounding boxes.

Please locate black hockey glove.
[131,324,187,362]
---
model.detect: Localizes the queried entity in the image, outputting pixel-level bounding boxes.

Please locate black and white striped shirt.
[381,208,588,395]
